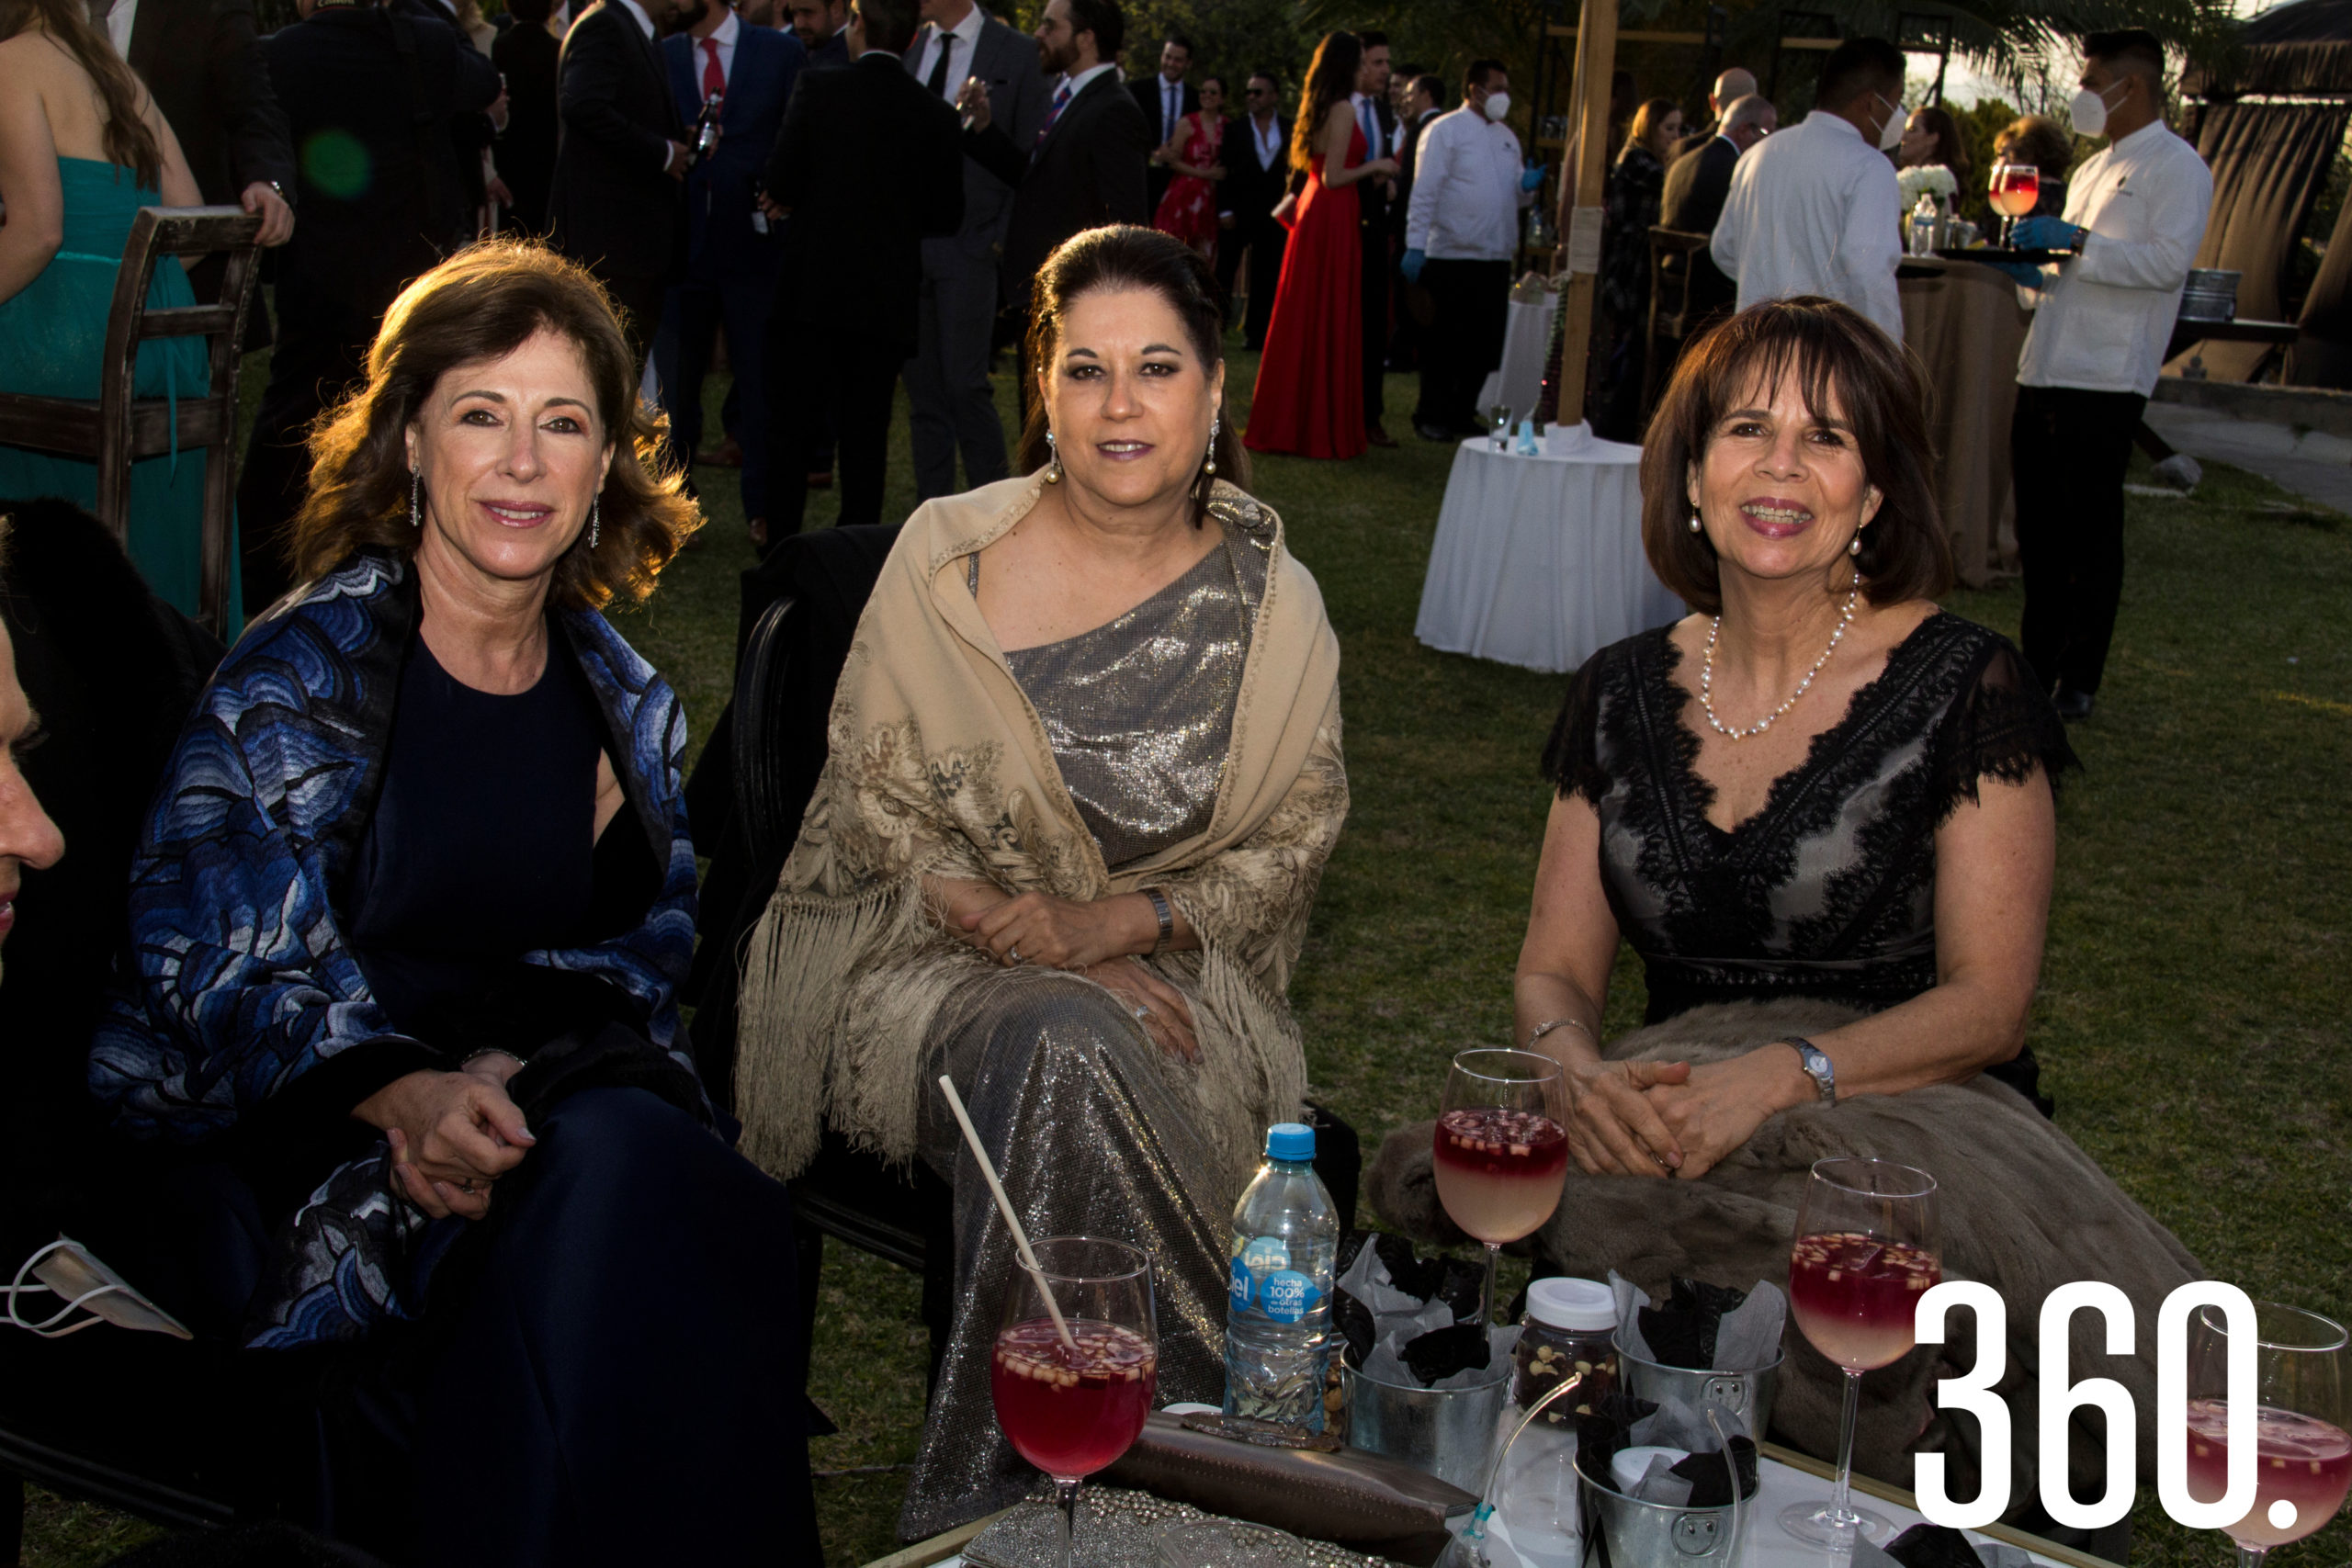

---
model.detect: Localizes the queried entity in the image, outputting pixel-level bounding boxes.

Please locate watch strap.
[1780,1035,1836,1106]
[1141,886,1174,955]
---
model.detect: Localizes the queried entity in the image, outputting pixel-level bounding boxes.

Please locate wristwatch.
[1140,886,1174,956]
[1781,1036,1837,1106]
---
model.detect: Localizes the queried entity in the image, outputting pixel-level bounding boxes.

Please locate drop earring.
[1204,412,1220,479]
[588,496,601,550]
[410,468,422,529]
[1848,531,1862,557]
[1687,510,1702,535]
[1045,429,1062,484]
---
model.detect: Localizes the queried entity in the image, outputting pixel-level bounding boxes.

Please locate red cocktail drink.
[2185,1399,2352,1547]
[1989,166,2040,219]
[990,1316,1158,1479]
[1433,1107,1568,1245]
[1789,1232,1939,1371]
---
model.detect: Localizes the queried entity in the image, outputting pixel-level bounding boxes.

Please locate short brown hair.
[288,241,698,610]
[1639,297,1952,615]
[1996,114,2074,180]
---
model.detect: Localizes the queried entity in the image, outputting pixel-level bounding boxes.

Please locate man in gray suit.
[901,0,1052,500]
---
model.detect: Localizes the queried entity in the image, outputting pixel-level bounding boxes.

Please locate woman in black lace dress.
[1518,297,2077,1180]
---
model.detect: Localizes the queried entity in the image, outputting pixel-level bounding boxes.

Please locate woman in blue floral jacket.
[88,244,819,1567]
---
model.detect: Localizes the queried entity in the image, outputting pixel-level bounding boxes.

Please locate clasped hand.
[1559,1047,1800,1182]
[353,1055,536,1222]
[952,890,1198,1061]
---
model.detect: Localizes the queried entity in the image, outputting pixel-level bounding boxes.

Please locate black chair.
[1642,226,1717,414]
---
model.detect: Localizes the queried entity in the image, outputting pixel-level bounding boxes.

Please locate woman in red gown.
[1152,75,1227,264]
[1243,32,1398,460]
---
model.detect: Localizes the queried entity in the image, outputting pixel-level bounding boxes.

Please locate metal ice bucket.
[1610,1337,1781,1438]
[1572,1441,1746,1568]
[1340,1360,1510,1493]
[2178,268,2241,322]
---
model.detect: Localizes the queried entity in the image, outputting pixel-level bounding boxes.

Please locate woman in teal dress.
[0,0,238,626]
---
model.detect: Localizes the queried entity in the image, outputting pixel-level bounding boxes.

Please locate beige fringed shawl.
[735,473,1348,1195]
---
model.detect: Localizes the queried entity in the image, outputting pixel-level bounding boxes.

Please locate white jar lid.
[1526,1276,1618,1332]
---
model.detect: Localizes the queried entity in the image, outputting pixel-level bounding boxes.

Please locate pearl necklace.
[1700,585,1860,740]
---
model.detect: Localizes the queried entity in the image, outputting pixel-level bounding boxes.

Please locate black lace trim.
[1540,647,1612,804]
[1927,638,2081,824]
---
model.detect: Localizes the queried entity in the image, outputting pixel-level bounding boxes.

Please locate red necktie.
[1038,82,1072,145]
[701,37,724,101]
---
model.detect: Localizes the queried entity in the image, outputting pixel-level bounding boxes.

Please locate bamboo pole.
[1550,0,1618,429]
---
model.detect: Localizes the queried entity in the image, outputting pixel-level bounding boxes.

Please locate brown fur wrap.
[1365,1000,2201,1516]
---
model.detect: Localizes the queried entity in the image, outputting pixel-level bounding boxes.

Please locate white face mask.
[2068,82,2121,137]
[1874,93,1905,152]
[5,1237,193,1340]
[1483,90,1511,122]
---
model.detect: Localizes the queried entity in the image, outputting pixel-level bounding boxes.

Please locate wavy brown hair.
[1015,226,1249,527]
[288,241,698,609]
[1639,296,1951,615]
[1290,31,1361,175]
[0,0,163,186]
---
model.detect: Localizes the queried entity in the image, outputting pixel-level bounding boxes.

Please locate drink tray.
[1935,246,2077,264]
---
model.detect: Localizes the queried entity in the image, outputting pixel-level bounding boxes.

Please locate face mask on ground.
[2068,83,2121,138]
[1875,94,1905,151]
[1483,90,1511,122]
[4,1237,193,1340]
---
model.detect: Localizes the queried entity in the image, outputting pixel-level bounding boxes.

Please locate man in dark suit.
[548,0,694,356]
[103,0,296,247]
[1387,71,1442,373]
[1127,33,1194,212]
[494,0,564,233]
[1659,91,1774,321]
[1669,66,1757,162]
[1216,71,1287,352]
[658,0,802,542]
[761,0,961,535]
[238,0,499,609]
[1351,29,1398,446]
[956,0,1150,417]
[783,0,847,63]
[901,0,1052,501]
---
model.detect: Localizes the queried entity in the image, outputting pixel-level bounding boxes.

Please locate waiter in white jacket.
[1710,37,1907,342]
[1999,28,2211,721]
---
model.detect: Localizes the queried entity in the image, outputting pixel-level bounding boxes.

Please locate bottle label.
[1261,1269,1320,1325]
[1227,1256,1254,1313]
[1241,1235,1289,1275]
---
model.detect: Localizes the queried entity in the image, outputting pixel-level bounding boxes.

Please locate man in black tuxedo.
[101,0,296,244]
[1387,71,1442,372]
[1127,33,1194,212]
[1350,29,1398,446]
[1659,92,1774,321]
[1216,70,1287,352]
[956,0,1150,415]
[761,0,962,535]
[784,0,849,64]
[239,0,499,608]
[548,0,695,356]
[1669,66,1757,162]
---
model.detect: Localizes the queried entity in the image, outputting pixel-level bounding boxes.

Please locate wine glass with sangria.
[1434,1048,1567,1326]
[1781,1156,1941,1547]
[992,1236,1159,1568]
[1989,162,2041,247]
[2184,1301,2349,1567]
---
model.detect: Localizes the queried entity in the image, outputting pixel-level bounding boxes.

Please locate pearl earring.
[1849,532,1862,558]
[1045,429,1061,484]
[410,468,422,529]
[589,496,600,550]
[1687,510,1702,535]
[1204,413,1220,479]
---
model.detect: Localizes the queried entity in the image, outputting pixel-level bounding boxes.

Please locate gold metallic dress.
[900,523,1269,1537]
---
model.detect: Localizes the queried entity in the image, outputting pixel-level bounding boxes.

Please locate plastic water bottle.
[1223,1122,1340,1428]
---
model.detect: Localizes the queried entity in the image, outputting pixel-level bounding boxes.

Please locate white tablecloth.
[1415,430,1684,674]
[1476,293,1559,425]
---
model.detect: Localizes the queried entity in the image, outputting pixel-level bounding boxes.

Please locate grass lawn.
[23,344,2349,1568]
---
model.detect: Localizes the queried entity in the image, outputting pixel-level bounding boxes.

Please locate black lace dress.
[1543,611,2077,1108]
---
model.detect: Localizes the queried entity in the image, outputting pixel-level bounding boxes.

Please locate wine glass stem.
[1056,1477,1080,1568]
[1481,1242,1500,1326]
[2234,1548,2267,1568]
[1829,1366,1862,1525]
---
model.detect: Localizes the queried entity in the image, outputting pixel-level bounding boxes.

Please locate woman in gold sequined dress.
[735,226,1349,1537]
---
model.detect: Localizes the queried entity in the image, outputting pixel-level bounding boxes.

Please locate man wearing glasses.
[1216,71,1289,351]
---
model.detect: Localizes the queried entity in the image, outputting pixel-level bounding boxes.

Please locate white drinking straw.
[937,1074,1077,1351]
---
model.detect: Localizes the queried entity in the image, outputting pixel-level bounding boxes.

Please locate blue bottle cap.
[1266,1122,1315,1161]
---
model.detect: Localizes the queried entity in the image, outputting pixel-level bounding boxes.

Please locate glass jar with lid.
[1513,1276,1620,1422]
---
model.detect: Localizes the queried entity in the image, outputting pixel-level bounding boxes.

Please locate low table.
[870,1446,2122,1568]
[1415,427,1683,675]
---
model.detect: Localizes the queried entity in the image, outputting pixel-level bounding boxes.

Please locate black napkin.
[1668,1435,1759,1505]
[1636,1276,1752,1369]
[1885,1524,1991,1568]
[1401,1322,1491,1386]
[1334,1281,1377,1368]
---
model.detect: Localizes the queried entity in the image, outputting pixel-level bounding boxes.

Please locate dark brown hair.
[1291,31,1360,174]
[1015,225,1249,525]
[0,0,164,185]
[1996,114,2074,179]
[1621,97,1679,164]
[1639,297,1951,615]
[288,241,698,608]
[1903,103,1972,182]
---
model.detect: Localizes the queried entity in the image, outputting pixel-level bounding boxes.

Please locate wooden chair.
[0,206,264,637]
[1643,226,1715,414]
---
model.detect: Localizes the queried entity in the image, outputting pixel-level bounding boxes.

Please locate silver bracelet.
[1524,1017,1593,1050]
[1140,886,1175,956]
[461,1048,524,1072]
